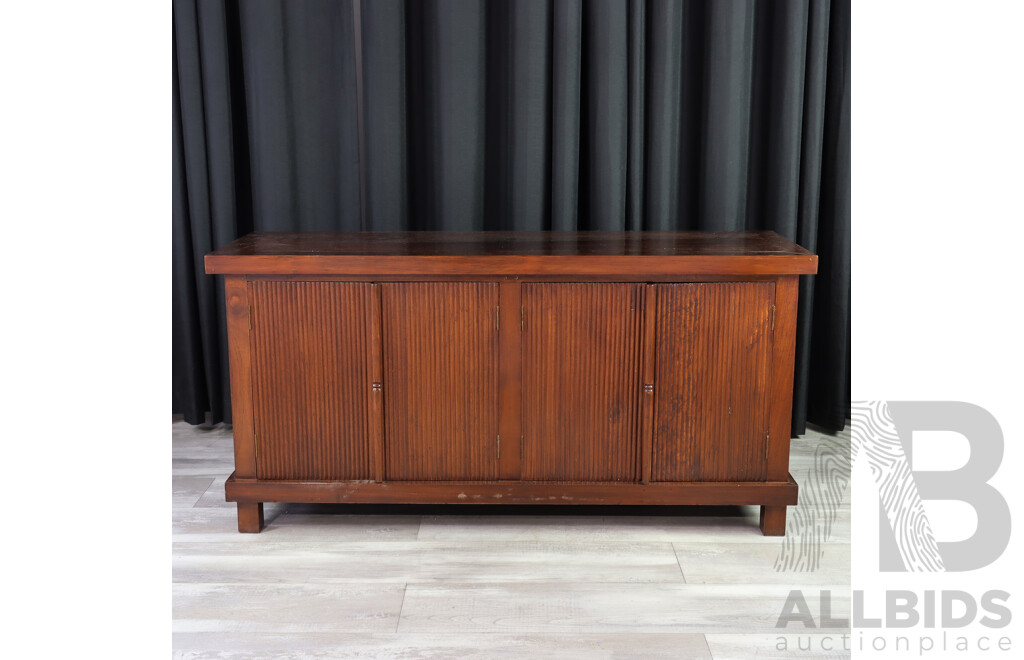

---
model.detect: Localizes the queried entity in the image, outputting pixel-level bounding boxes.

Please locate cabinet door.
[250,281,376,480]
[652,282,774,481]
[381,282,500,480]
[522,283,644,481]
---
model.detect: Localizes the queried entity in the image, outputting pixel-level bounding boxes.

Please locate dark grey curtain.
[173,0,851,433]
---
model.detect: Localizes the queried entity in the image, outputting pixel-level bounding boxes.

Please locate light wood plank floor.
[173,419,851,659]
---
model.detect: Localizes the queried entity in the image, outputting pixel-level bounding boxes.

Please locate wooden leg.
[760,505,787,536]
[237,502,264,533]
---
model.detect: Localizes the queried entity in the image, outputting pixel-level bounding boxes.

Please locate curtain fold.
[173,0,851,432]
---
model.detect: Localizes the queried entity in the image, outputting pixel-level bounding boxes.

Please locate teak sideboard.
[205,231,817,535]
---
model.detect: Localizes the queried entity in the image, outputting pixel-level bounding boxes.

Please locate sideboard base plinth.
[225,472,798,536]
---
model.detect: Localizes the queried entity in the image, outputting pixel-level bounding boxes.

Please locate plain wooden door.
[381,282,500,480]
[521,283,644,481]
[250,281,377,480]
[651,282,774,481]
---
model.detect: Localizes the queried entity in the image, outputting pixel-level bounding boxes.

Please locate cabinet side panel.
[653,282,774,481]
[767,275,799,480]
[250,281,374,480]
[382,282,500,481]
[224,276,257,478]
[522,283,644,482]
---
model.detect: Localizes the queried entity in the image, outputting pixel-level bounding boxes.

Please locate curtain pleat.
[809,0,851,431]
[173,0,852,432]
[506,0,550,231]
[793,0,833,432]
[173,0,232,423]
[360,0,406,231]
[549,0,583,231]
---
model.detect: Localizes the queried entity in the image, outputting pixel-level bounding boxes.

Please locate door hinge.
[521,306,525,331]
[770,304,776,332]
[496,305,500,330]
[497,434,501,460]
[248,305,253,331]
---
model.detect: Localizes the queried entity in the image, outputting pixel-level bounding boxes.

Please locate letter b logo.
[852,401,1010,572]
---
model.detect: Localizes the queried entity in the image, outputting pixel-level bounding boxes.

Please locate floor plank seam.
[395,583,407,633]
[192,478,218,509]
[702,632,715,659]
[671,543,687,583]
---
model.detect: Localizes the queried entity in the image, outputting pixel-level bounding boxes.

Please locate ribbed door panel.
[250,281,375,480]
[652,282,774,481]
[522,283,644,481]
[381,282,500,480]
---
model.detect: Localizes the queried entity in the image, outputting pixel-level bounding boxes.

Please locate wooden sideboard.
[205,231,817,535]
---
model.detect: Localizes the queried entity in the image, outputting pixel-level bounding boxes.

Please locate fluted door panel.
[250,281,375,480]
[381,282,500,480]
[522,283,644,482]
[653,282,774,481]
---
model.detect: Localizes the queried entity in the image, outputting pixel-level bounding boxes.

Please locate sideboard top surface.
[206,231,817,276]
